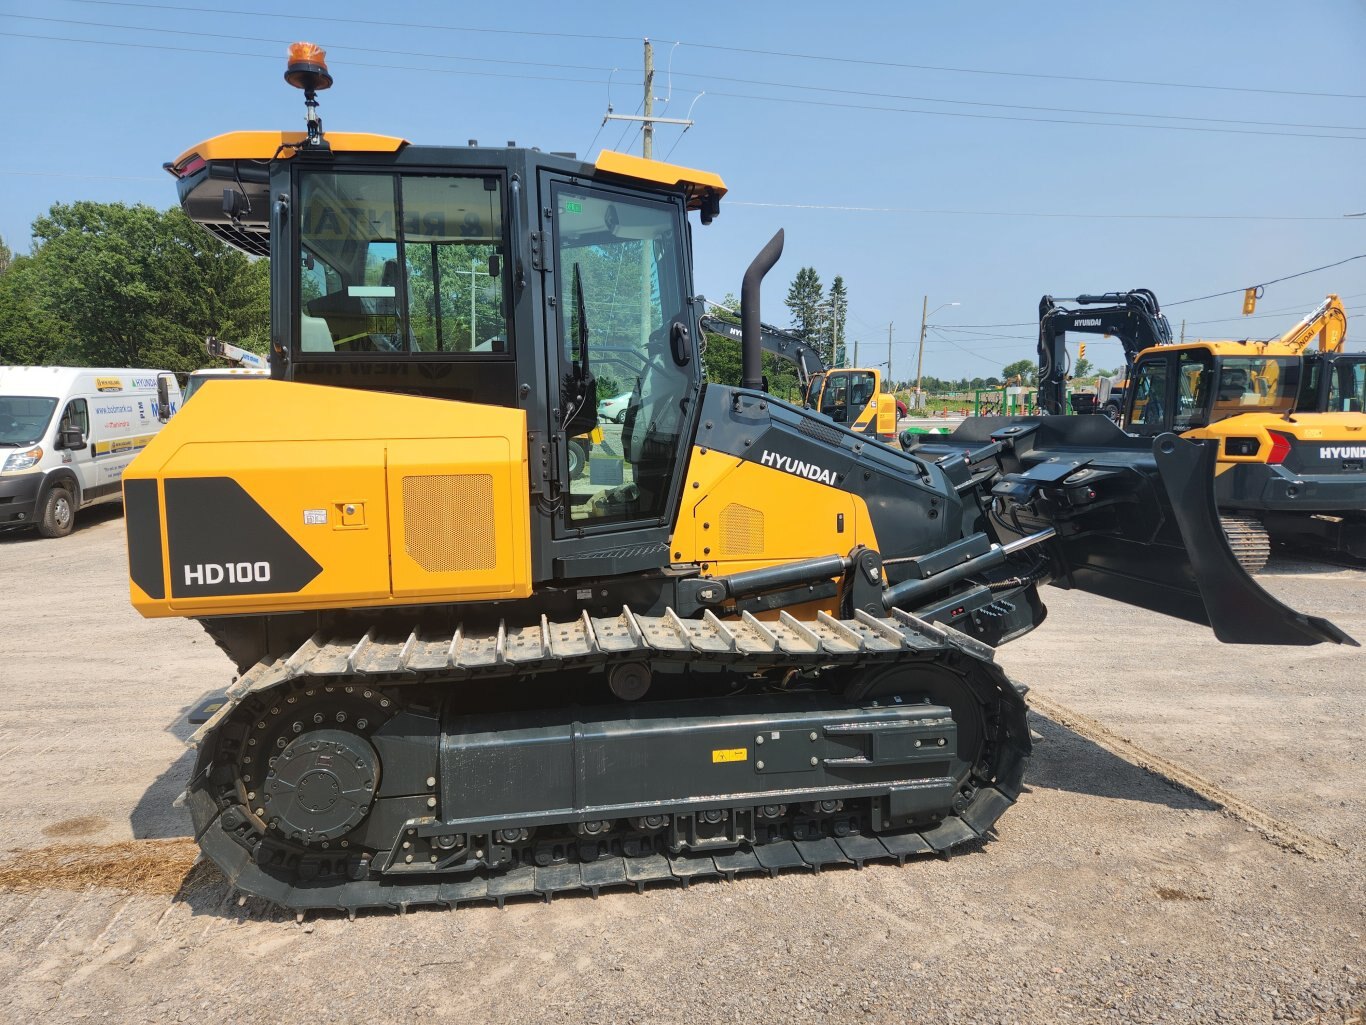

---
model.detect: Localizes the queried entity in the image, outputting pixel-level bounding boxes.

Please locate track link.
[187,606,1030,912]
[1221,513,1272,573]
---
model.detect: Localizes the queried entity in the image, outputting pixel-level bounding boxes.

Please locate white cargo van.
[0,366,182,537]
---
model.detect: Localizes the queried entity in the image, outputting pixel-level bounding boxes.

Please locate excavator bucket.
[906,415,1354,647]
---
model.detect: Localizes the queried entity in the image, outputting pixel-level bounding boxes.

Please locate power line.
[0,170,163,182]
[19,13,1363,136]
[728,201,1352,222]
[653,38,1366,102]
[1167,253,1366,306]
[665,68,1366,134]
[76,0,1365,102]
[702,89,1366,143]
[0,13,624,74]
[0,31,617,87]
[71,0,638,42]
[5,30,1358,145]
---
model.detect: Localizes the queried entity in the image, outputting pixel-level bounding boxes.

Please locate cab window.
[553,183,694,527]
[60,399,89,439]
[821,373,850,422]
[847,371,877,410]
[1212,357,1298,417]
[295,171,511,356]
[804,372,826,410]
[1328,360,1365,413]
[1129,357,1168,435]
[1173,350,1212,430]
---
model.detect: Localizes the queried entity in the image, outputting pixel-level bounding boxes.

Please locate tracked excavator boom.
[122,50,1352,911]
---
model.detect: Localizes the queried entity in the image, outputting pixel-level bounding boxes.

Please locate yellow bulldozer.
[122,46,1352,911]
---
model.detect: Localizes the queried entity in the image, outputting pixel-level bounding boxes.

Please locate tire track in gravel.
[1028,693,1341,860]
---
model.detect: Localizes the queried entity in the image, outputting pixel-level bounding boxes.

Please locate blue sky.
[2,0,1364,379]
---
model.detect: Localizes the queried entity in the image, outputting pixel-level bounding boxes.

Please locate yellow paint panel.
[170,131,407,172]
[387,439,531,601]
[158,439,393,615]
[126,379,531,619]
[594,150,727,206]
[673,447,877,576]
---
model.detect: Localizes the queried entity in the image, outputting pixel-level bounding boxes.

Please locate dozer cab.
[1037,291,1366,568]
[123,48,1351,912]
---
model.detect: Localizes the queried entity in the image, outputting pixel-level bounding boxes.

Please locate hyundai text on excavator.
[1037,290,1366,568]
[123,48,1351,912]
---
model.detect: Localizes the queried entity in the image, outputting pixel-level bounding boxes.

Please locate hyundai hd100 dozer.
[122,47,1352,911]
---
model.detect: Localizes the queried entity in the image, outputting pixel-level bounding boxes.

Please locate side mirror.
[157,376,172,422]
[670,321,692,367]
[59,427,86,451]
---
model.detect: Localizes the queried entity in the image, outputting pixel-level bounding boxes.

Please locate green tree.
[24,201,268,373]
[1073,357,1094,378]
[784,267,825,350]
[1002,359,1037,386]
[0,233,11,276]
[827,275,848,367]
[699,294,801,403]
[0,254,67,365]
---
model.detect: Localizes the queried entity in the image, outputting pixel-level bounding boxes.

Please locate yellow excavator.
[1037,291,1365,569]
[121,47,1351,912]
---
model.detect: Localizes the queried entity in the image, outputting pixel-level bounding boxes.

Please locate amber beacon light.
[285,42,333,149]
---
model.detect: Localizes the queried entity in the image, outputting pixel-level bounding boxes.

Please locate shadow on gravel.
[0,501,124,544]
[129,688,223,842]
[1259,549,1364,575]
[1025,712,1213,810]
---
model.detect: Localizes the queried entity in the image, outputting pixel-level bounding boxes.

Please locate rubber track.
[188,606,1029,913]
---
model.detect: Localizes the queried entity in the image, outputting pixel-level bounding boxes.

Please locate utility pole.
[601,38,694,156]
[915,294,929,402]
[642,38,654,159]
[853,338,860,368]
[887,322,894,389]
[1180,318,1186,344]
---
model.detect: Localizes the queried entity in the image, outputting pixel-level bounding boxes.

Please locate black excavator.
[120,47,1351,912]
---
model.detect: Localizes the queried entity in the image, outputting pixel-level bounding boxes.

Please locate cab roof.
[169,132,726,257]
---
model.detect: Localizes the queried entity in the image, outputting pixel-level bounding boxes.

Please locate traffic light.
[1078,343,1086,361]
[1242,288,1258,315]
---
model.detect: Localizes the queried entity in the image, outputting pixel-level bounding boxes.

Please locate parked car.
[597,393,631,423]
[0,366,182,537]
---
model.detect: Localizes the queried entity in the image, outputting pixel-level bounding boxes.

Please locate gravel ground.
[0,506,1362,1025]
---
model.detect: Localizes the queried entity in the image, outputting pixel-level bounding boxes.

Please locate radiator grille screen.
[402,474,496,573]
[719,503,765,556]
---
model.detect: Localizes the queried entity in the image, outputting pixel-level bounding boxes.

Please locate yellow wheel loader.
[122,47,1352,911]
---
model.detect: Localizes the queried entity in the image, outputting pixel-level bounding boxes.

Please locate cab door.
[1125,354,1174,436]
[543,177,701,545]
[55,398,98,500]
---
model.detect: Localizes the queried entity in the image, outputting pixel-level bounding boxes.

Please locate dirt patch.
[1154,886,1211,902]
[41,815,110,839]
[0,838,203,895]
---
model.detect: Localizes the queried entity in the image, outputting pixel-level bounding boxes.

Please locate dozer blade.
[1151,434,1354,646]
[923,416,1354,647]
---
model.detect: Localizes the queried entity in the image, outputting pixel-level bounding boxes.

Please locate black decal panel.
[124,478,165,600]
[165,477,322,598]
